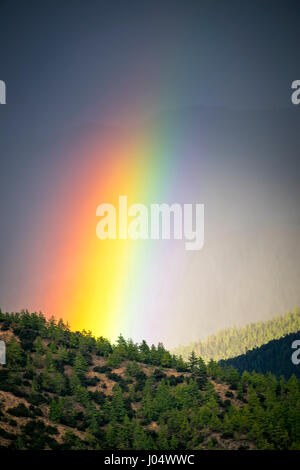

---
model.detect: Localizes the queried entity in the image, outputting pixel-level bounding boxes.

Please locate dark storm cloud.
[0,0,300,343]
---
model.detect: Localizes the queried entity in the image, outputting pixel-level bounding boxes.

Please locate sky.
[0,0,300,348]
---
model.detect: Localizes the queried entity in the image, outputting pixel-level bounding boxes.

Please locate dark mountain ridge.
[220,330,300,379]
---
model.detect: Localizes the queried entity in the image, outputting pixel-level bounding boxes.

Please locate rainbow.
[24,120,189,343]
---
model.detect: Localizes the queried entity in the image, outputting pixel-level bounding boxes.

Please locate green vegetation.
[220,331,300,379]
[0,309,299,450]
[173,308,300,362]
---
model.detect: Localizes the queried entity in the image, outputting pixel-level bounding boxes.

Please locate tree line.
[173,308,300,362]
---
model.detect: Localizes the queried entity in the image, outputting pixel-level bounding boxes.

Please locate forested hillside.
[219,331,300,379]
[0,310,300,450]
[173,309,300,362]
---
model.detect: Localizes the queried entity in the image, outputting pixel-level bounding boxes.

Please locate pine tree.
[7,337,23,367]
[33,336,44,355]
[49,398,64,422]
[74,351,87,379]
[188,351,198,372]
[139,340,151,363]
[157,425,169,450]
[110,383,126,422]
[106,420,119,449]
[132,422,149,450]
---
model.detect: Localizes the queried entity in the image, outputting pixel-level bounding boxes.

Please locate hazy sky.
[0,1,300,347]
[1,0,300,130]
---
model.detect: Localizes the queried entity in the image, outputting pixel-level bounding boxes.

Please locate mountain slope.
[0,310,300,450]
[219,331,300,379]
[173,309,300,362]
